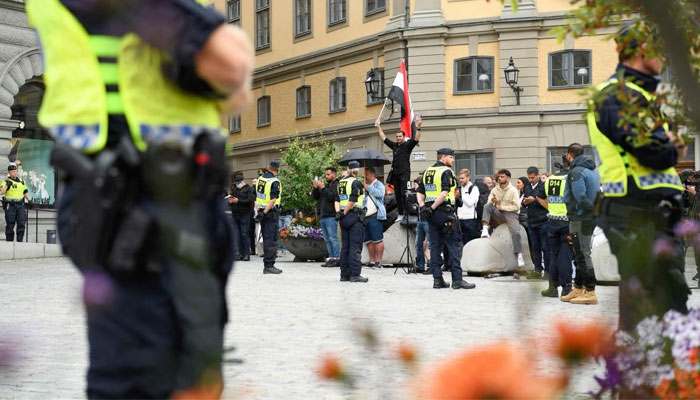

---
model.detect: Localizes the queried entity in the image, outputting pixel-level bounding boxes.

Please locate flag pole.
[376,97,389,121]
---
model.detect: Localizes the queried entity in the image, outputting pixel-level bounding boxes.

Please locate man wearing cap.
[335,161,368,282]
[0,164,30,242]
[593,21,689,330]
[228,174,255,261]
[417,148,476,290]
[255,160,283,274]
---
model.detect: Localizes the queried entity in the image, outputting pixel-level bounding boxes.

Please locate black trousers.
[339,211,364,278]
[261,210,279,269]
[392,172,410,215]
[547,219,573,288]
[598,197,690,331]
[5,202,26,242]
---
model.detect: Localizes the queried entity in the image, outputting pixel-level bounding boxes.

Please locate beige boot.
[560,286,584,302]
[570,290,598,305]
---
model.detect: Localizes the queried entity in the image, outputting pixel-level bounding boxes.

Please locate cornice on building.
[0,0,24,12]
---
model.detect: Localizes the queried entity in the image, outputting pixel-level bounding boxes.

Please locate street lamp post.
[504,57,524,105]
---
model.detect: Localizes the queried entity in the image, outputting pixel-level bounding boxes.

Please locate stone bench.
[361,220,416,265]
[462,224,534,274]
[591,227,620,283]
[0,241,65,260]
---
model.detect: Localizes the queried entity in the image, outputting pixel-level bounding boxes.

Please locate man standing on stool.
[418,148,476,290]
[0,164,30,242]
[256,160,283,274]
[335,161,368,282]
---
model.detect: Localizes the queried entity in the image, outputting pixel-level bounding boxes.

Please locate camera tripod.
[394,194,418,274]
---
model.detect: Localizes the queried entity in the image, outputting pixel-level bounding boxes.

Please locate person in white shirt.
[456,169,479,245]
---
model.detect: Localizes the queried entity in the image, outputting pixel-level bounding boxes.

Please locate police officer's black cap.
[233,174,244,182]
[348,160,360,169]
[269,160,281,169]
[7,164,16,171]
[437,148,454,156]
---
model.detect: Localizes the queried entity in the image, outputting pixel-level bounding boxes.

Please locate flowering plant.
[279,223,324,240]
[591,308,700,399]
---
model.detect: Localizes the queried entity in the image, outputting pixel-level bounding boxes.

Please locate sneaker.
[373,262,383,269]
[560,286,584,302]
[480,226,490,238]
[517,253,525,268]
[263,266,283,274]
[349,275,369,283]
[570,289,598,305]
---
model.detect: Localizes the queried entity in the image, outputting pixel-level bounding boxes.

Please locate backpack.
[470,182,489,222]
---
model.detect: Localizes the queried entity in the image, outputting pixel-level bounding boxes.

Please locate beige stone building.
[210,0,634,182]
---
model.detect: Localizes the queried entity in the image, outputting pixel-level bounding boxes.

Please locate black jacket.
[312,179,339,218]
[523,181,548,227]
[229,184,255,216]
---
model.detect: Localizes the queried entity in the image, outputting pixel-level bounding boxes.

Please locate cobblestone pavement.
[0,255,698,399]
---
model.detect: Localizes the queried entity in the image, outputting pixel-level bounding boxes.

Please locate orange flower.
[552,320,613,364]
[306,217,313,223]
[690,348,699,365]
[396,342,417,365]
[416,342,564,400]
[171,385,222,400]
[318,354,344,381]
[655,369,700,400]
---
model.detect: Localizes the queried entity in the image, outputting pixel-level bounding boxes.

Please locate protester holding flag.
[377,60,421,216]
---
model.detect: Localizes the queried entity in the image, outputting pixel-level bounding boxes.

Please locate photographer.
[681,169,700,281]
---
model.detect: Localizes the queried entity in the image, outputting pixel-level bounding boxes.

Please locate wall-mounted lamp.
[504,57,524,105]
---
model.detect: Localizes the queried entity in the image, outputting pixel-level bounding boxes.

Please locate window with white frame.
[366,68,384,105]
[366,0,386,15]
[295,0,311,36]
[455,152,493,181]
[549,50,591,88]
[255,0,270,49]
[227,0,240,25]
[296,86,311,118]
[329,78,346,113]
[328,0,346,26]
[257,96,270,127]
[454,57,494,94]
[228,115,241,133]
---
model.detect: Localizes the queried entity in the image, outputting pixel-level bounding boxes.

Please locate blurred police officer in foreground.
[27,0,253,397]
[418,148,476,290]
[335,161,368,282]
[0,164,31,242]
[593,21,689,330]
[256,160,283,274]
[229,173,255,261]
[541,155,574,299]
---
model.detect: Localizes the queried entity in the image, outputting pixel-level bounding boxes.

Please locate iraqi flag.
[386,60,416,139]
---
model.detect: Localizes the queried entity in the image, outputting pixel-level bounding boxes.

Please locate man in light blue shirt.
[364,167,386,269]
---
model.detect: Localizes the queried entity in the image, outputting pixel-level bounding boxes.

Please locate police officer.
[229,173,255,261]
[256,160,283,274]
[0,164,31,242]
[593,21,689,330]
[27,0,252,397]
[541,155,574,298]
[335,161,368,282]
[417,148,476,290]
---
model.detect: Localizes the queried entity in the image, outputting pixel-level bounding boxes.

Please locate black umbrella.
[338,148,390,168]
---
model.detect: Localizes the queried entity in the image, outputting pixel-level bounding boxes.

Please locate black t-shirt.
[384,138,418,177]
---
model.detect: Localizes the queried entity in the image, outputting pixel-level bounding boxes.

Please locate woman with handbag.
[364,167,386,269]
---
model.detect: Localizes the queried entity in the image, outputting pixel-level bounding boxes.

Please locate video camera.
[683,173,700,187]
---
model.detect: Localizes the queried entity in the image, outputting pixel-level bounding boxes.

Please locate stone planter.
[280,236,328,262]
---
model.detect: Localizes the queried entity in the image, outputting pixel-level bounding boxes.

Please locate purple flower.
[589,352,622,399]
[83,271,116,308]
[674,219,700,238]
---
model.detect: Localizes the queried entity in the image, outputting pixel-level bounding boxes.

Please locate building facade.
[211,0,630,181]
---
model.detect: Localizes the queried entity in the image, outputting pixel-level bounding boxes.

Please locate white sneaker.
[517,253,525,267]
[480,227,490,238]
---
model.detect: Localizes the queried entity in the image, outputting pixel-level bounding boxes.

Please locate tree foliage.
[278,134,341,216]
[549,0,700,140]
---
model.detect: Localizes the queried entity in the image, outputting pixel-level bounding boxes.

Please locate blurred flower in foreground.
[396,341,417,366]
[416,342,564,399]
[317,354,346,382]
[553,320,613,364]
[674,219,700,238]
[83,270,116,308]
[652,237,675,258]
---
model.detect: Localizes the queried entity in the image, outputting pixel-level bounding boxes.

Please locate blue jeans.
[415,220,430,269]
[320,217,340,258]
[528,222,551,273]
[460,219,478,246]
[232,214,251,257]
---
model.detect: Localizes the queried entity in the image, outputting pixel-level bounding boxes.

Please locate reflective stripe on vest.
[338,177,364,210]
[255,176,281,209]
[89,35,124,114]
[545,173,568,221]
[587,78,683,197]
[1,178,27,200]
[423,165,456,204]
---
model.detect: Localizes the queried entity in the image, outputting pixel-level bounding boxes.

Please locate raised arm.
[375,118,387,141]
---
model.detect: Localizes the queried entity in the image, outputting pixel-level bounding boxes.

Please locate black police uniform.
[258,171,281,273]
[48,2,235,398]
[418,159,475,289]
[545,168,573,293]
[2,175,28,242]
[596,64,690,330]
[336,176,365,281]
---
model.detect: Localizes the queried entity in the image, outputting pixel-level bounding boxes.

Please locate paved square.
[0,256,698,399]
